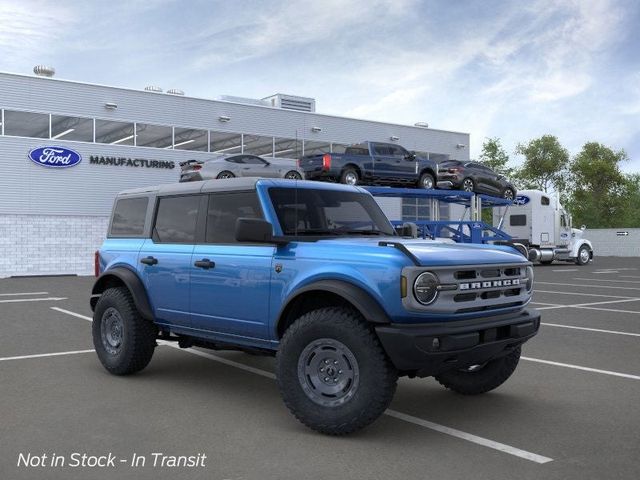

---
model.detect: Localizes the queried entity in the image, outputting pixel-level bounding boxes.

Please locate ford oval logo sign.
[513,195,530,206]
[28,146,82,168]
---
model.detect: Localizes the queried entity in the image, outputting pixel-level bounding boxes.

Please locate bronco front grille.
[402,263,531,314]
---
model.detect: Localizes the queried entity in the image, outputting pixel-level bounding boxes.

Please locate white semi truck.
[493,189,594,265]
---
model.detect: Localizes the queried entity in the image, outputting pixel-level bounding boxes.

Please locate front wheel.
[276,307,398,435]
[576,245,591,265]
[435,347,521,395]
[92,287,157,375]
[418,172,435,189]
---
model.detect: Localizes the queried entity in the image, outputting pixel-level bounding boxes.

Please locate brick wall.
[0,215,109,277]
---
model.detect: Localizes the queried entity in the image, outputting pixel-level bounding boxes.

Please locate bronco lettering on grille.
[459,279,520,290]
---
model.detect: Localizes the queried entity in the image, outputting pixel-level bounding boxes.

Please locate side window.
[226,156,243,164]
[510,215,527,226]
[206,192,263,243]
[389,145,408,157]
[242,156,267,165]
[372,144,391,156]
[110,197,148,237]
[541,196,550,206]
[153,195,200,244]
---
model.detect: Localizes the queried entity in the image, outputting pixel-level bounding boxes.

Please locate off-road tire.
[276,307,398,435]
[216,171,235,179]
[340,168,359,186]
[435,347,521,395]
[418,172,435,189]
[92,287,157,375]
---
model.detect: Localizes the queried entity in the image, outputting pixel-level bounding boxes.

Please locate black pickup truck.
[299,141,439,189]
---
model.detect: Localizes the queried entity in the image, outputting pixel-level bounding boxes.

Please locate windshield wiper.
[335,230,388,236]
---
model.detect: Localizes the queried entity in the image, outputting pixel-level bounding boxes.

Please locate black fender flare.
[276,280,391,335]
[90,267,154,321]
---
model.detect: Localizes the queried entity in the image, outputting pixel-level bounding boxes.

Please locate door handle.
[194,259,215,269]
[140,256,158,266]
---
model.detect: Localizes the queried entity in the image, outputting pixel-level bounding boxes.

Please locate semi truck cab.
[494,189,593,265]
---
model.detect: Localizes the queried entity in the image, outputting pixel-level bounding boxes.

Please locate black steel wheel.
[92,287,157,375]
[435,347,521,395]
[276,307,397,435]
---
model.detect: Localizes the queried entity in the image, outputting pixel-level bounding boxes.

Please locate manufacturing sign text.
[29,147,82,168]
[90,156,175,169]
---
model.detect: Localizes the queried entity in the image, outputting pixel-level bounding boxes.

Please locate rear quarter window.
[110,197,148,237]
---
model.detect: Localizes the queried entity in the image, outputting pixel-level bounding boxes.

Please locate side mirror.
[581,225,586,230]
[404,153,416,161]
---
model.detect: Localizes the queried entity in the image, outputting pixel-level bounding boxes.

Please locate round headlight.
[414,272,439,305]
[525,266,534,293]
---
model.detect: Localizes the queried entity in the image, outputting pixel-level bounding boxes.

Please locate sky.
[1,0,639,171]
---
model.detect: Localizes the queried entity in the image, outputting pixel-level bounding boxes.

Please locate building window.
[243,134,274,156]
[273,137,302,158]
[136,123,172,149]
[173,127,208,151]
[210,131,243,154]
[95,119,135,145]
[3,110,49,138]
[51,115,94,142]
[303,140,331,156]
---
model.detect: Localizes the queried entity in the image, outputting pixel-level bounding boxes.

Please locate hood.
[315,237,528,266]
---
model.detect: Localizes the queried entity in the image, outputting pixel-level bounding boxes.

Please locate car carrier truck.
[493,189,593,265]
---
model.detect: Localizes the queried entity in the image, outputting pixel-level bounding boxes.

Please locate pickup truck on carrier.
[91,178,539,435]
[299,141,439,189]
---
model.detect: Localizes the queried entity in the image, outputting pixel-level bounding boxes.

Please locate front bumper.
[375,309,540,377]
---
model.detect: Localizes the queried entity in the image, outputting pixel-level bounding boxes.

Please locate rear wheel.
[276,307,397,435]
[461,178,475,192]
[340,168,359,186]
[418,172,435,189]
[435,347,521,395]
[284,170,303,180]
[502,187,515,200]
[92,287,157,375]
[216,171,235,179]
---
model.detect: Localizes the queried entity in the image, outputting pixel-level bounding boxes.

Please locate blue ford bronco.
[91,178,540,435]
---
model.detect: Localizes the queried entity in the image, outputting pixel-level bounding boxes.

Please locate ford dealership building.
[0,70,470,277]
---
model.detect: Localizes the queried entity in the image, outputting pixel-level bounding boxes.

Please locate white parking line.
[0,297,68,304]
[49,308,553,464]
[536,282,640,291]
[534,298,640,311]
[0,291,49,296]
[51,307,93,321]
[573,278,640,284]
[0,349,95,362]
[522,357,640,381]
[551,269,578,272]
[541,323,640,337]
[534,290,638,299]
[573,306,640,315]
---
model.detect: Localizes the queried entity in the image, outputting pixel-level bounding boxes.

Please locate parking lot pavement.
[2,257,640,480]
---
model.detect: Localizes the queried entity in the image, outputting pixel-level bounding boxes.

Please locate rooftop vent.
[167,88,185,96]
[262,94,316,112]
[144,85,163,93]
[33,65,55,77]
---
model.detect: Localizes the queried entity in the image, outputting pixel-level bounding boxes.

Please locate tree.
[479,137,514,177]
[514,135,569,193]
[567,142,629,228]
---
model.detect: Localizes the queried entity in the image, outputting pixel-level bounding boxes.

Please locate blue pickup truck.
[299,141,439,189]
[91,178,539,435]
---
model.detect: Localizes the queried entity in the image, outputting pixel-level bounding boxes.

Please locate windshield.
[268,188,395,237]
